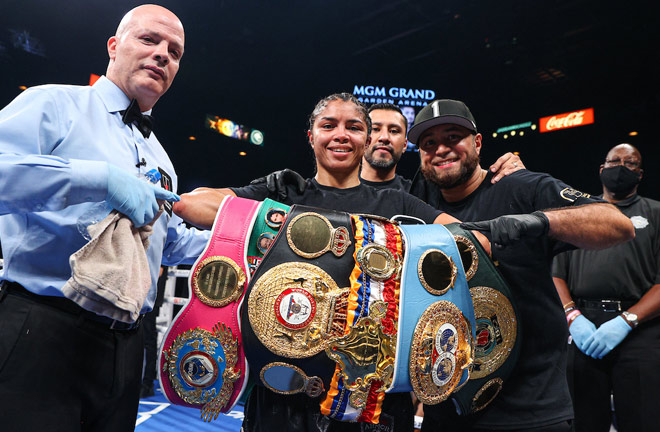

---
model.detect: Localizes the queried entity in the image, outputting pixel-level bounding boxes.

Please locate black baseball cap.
[407,99,478,145]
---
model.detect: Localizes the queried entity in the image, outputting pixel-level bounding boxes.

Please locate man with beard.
[262,103,523,198]
[407,99,635,432]
[552,143,660,432]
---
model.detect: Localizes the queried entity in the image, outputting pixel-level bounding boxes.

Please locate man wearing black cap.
[552,143,660,432]
[407,99,635,431]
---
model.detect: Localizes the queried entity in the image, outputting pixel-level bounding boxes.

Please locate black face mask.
[600,165,641,194]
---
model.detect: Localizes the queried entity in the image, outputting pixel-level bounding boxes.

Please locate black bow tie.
[120,99,153,138]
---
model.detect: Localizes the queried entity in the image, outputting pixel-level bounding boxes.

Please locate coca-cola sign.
[539,108,594,133]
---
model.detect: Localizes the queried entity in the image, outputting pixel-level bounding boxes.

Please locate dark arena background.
[1,0,658,200]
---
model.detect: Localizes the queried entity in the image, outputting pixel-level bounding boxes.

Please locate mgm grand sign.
[159,196,520,424]
[353,85,436,107]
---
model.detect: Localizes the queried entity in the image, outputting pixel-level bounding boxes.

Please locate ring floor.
[135,381,244,432]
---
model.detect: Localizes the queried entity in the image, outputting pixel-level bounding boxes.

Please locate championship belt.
[246,198,291,275]
[395,224,475,407]
[159,196,260,421]
[321,215,404,423]
[443,223,521,415]
[242,205,355,398]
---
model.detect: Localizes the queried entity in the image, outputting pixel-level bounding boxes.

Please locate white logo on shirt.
[630,215,649,229]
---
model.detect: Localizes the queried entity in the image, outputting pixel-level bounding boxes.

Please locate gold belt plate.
[248,262,349,358]
[470,286,517,379]
[409,301,473,405]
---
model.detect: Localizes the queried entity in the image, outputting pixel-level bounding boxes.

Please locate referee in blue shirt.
[0,5,209,431]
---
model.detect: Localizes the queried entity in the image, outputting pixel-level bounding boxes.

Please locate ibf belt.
[246,198,290,276]
[321,215,404,424]
[396,224,475,406]
[159,196,260,421]
[242,205,356,395]
[443,223,520,415]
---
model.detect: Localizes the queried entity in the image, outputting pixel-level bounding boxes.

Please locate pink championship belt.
[159,196,260,421]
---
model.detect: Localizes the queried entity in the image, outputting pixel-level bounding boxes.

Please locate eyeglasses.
[604,158,640,169]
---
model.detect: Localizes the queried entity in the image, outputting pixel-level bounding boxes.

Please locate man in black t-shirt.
[406,99,635,432]
[552,143,660,432]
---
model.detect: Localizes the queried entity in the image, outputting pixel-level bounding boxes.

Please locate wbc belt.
[395,223,475,407]
[246,198,291,275]
[242,205,355,398]
[159,196,260,421]
[443,223,520,415]
[321,215,404,423]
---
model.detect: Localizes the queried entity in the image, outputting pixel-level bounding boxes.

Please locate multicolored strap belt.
[159,196,260,421]
[242,205,355,396]
[321,214,404,423]
[442,223,521,415]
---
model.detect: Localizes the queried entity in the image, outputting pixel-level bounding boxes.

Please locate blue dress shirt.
[0,76,209,312]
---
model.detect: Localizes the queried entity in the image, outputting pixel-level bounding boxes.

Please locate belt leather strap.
[395,223,474,405]
[443,223,521,415]
[159,196,260,419]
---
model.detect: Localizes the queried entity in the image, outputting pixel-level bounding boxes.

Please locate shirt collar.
[92,76,153,115]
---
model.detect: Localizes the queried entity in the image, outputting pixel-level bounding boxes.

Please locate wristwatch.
[621,311,639,329]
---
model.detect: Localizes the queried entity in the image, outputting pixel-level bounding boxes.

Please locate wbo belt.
[0,281,143,331]
[242,205,355,400]
[159,196,260,421]
[576,298,636,313]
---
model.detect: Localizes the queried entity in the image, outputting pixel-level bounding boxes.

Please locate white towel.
[62,210,158,323]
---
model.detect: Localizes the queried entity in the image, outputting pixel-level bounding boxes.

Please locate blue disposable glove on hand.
[460,211,549,248]
[582,316,632,359]
[569,314,597,352]
[106,164,180,227]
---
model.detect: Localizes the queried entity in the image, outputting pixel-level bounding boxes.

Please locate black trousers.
[567,305,660,432]
[0,289,144,432]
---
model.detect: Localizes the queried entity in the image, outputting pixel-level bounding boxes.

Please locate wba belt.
[242,205,355,397]
[159,196,260,421]
[443,223,521,415]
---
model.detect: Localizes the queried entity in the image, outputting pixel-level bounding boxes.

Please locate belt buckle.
[600,300,621,313]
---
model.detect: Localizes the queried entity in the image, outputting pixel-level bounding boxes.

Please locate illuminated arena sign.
[539,108,594,133]
[353,85,435,107]
[206,115,264,146]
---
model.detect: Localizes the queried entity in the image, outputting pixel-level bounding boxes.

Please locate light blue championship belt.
[392,223,476,406]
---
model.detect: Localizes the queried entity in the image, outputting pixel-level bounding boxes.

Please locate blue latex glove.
[106,164,180,227]
[569,314,597,352]
[582,316,632,359]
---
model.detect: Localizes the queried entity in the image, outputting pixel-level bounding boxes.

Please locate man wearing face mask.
[552,143,660,432]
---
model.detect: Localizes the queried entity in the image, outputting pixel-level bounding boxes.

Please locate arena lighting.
[188,136,196,141]
[531,124,537,130]
[519,131,525,136]
[503,134,509,139]
[539,108,594,133]
[239,151,247,156]
[629,131,638,136]
[496,121,533,134]
[18,85,27,90]
[492,132,497,138]
[206,115,264,146]
[511,130,516,136]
